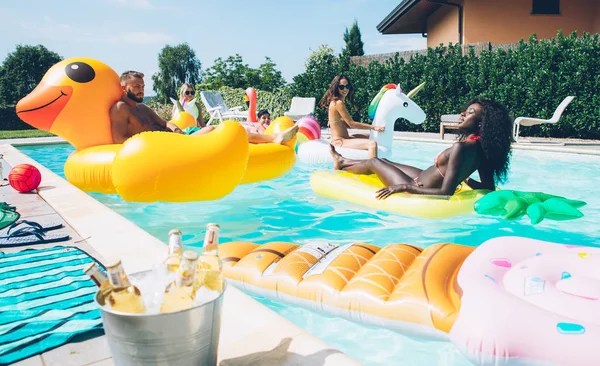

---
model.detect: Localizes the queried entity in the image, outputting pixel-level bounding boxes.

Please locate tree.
[342,20,365,57]
[152,43,202,104]
[203,54,253,90]
[0,45,62,106]
[203,55,286,91]
[290,45,341,125]
[256,57,286,91]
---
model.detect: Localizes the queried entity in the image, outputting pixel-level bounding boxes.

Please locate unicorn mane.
[368,84,397,120]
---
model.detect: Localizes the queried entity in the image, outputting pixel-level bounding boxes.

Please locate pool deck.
[0,142,361,366]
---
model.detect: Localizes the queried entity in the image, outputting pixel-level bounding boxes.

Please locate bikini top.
[434,135,481,178]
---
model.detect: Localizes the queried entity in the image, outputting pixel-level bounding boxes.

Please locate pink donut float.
[451,236,600,366]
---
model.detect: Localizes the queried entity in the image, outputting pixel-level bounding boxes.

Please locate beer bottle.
[161,250,199,313]
[105,260,146,314]
[195,223,224,293]
[164,229,183,273]
[84,262,113,297]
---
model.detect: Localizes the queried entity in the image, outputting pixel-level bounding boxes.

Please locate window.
[532,0,560,15]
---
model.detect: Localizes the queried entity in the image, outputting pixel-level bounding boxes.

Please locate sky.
[0,0,426,96]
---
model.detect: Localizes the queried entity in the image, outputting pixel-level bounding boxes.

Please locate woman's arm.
[195,102,206,127]
[465,167,495,190]
[145,105,181,133]
[335,101,382,131]
[376,144,473,198]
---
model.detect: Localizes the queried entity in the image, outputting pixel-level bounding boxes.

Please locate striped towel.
[0,246,104,365]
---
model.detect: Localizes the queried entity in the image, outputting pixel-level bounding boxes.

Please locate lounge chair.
[284,97,316,121]
[199,91,247,125]
[513,96,575,143]
[440,114,461,140]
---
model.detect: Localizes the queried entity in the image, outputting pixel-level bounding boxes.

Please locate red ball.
[8,164,42,193]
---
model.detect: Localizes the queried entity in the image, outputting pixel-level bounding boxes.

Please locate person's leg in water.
[247,125,299,145]
[191,125,299,145]
[329,145,414,187]
[331,137,377,159]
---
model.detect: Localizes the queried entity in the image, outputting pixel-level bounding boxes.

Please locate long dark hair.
[458,98,513,183]
[318,75,355,108]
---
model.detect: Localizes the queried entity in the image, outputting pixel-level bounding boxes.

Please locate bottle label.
[108,269,131,288]
[203,228,219,249]
[176,259,196,287]
[89,268,109,287]
[168,236,183,255]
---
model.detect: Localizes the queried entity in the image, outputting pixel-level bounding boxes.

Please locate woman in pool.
[329,98,513,198]
[171,83,205,127]
[319,75,385,159]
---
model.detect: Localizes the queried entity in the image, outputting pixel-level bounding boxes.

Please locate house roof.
[377,0,443,34]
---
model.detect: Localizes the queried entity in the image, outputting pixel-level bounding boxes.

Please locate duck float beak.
[16,83,72,132]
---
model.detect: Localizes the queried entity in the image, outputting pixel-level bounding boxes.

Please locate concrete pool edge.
[0,143,362,366]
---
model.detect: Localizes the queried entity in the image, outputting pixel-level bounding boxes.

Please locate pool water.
[19,141,600,366]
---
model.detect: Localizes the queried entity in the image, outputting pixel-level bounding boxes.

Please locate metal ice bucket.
[95,271,225,366]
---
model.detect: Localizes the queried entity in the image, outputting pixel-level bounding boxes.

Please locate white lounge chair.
[513,96,575,143]
[284,97,316,121]
[440,114,462,140]
[200,91,247,125]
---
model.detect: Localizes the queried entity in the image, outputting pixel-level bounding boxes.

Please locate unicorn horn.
[406,82,426,99]
[170,97,185,113]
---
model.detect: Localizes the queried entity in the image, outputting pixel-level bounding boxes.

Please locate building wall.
[464,0,599,44]
[594,3,600,33]
[427,4,460,47]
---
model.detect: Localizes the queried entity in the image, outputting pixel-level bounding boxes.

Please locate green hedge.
[291,31,600,139]
[0,106,33,130]
[193,85,293,122]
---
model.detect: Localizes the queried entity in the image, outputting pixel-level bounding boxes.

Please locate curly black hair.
[458,98,513,184]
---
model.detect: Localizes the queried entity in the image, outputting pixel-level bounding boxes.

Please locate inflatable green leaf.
[526,202,547,225]
[474,190,586,225]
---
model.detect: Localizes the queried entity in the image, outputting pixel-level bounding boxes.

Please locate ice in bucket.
[86,223,226,315]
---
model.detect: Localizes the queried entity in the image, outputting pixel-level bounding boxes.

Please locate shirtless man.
[110,71,298,144]
[318,75,384,159]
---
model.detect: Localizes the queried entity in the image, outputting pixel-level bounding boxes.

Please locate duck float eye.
[65,62,95,83]
[403,102,409,107]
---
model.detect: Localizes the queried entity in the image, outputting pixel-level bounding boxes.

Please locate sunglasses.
[185,90,195,95]
[338,85,351,90]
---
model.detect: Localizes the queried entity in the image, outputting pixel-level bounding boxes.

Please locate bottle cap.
[169,229,182,236]
[105,259,122,269]
[206,223,220,230]
[183,250,199,261]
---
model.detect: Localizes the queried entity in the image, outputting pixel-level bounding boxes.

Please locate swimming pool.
[18,141,600,366]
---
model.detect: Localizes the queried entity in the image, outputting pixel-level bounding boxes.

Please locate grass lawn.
[0,130,56,139]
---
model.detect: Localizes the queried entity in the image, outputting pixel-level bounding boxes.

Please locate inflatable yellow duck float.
[16,58,296,202]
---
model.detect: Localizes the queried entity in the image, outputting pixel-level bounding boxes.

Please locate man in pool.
[110,71,298,144]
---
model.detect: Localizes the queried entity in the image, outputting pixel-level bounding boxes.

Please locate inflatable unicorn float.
[297,82,426,165]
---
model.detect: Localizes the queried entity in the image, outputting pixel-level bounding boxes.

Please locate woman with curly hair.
[329,98,513,197]
[320,75,385,159]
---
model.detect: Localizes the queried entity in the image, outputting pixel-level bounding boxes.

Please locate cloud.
[369,36,427,52]
[105,0,153,8]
